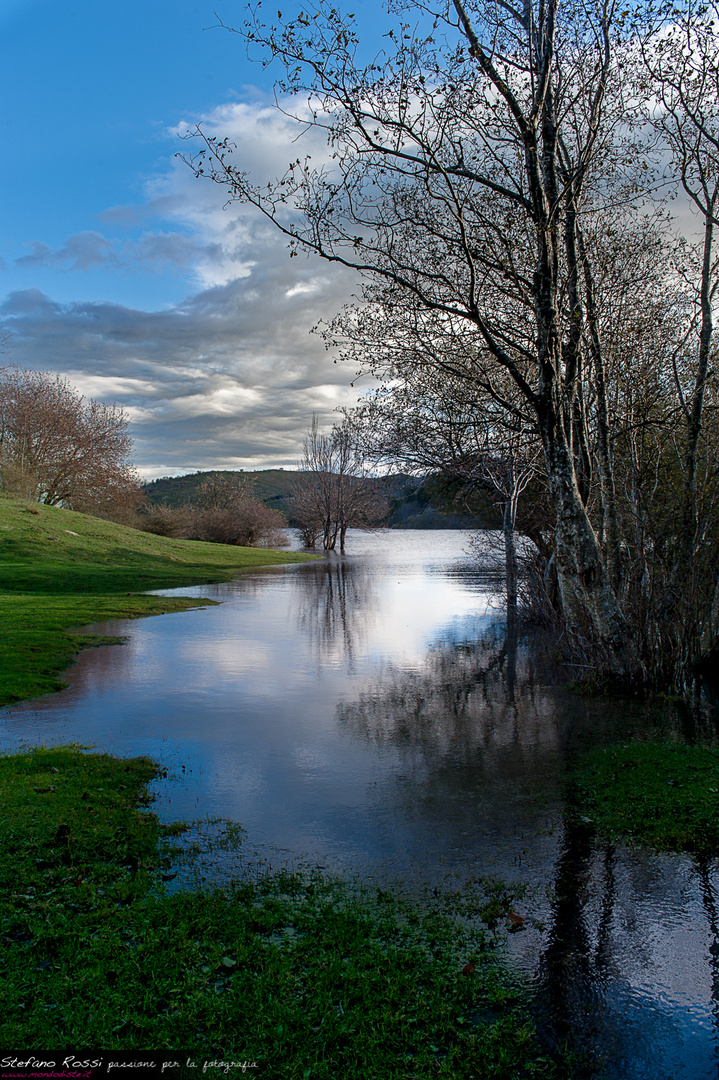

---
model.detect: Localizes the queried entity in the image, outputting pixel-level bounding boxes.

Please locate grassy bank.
[0,746,569,1078]
[573,741,719,853]
[0,496,314,707]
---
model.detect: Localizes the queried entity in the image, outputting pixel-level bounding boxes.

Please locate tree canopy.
[289,416,389,551]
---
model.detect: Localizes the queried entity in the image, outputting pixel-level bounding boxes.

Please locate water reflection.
[534,815,719,1078]
[2,529,719,1078]
[291,559,374,669]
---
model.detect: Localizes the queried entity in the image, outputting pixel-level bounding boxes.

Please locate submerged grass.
[0,746,571,1078]
[573,741,719,853]
[0,495,315,706]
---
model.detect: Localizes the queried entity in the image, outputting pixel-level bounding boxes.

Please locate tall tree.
[185,0,647,672]
[186,0,719,683]
[638,0,719,549]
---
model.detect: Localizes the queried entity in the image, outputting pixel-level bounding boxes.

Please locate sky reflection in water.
[2,530,719,1079]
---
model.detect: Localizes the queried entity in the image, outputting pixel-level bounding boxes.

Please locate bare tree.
[289,416,389,551]
[185,0,719,683]
[0,366,143,516]
[638,0,719,549]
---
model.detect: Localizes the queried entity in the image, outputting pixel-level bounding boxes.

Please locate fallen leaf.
[462,962,476,975]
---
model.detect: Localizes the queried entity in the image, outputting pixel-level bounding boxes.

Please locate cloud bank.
[1,98,367,478]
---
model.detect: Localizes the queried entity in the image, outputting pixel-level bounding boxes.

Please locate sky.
[0,0,392,478]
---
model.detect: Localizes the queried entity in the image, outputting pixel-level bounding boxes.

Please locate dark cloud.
[97,194,193,228]
[13,229,221,277]
[1,288,62,316]
[129,232,224,268]
[16,232,114,271]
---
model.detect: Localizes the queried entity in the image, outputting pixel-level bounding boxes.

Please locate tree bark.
[540,414,636,675]
[683,210,715,549]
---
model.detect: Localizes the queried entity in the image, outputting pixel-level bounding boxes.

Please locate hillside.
[144,469,500,528]
[0,496,315,706]
[144,469,297,512]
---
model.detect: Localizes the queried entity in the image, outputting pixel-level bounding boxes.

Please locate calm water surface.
[3,530,719,1078]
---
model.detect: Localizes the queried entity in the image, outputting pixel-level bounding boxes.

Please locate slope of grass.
[0,496,315,706]
[0,745,571,1078]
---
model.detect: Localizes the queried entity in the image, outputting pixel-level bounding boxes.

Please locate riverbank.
[0,496,315,707]
[0,744,571,1077]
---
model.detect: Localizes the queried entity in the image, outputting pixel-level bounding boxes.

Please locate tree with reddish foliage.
[194,473,287,546]
[140,473,288,547]
[0,366,143,516]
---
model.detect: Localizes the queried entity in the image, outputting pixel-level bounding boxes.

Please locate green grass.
[0,745,569,1077]
[0,495,315,707]
[573,741,719,853]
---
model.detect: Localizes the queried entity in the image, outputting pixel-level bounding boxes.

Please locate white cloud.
[1,92,371,477]
[0,264,365,477]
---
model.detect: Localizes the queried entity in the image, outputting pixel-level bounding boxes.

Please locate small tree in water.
[289,417,389,552]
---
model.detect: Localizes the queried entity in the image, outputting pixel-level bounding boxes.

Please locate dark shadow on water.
[533,808,614,1075]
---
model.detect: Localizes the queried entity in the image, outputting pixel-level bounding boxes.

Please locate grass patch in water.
[0,495,315,707]
[574,741,719,853]
[0,745,571,1078]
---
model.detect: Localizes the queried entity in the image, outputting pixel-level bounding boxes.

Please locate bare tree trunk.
[683,210,715,549]
[502,461,520,630]
[577,226,621,591]
[540,410,637,675]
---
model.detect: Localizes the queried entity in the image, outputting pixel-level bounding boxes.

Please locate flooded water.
[3,530,719,1078]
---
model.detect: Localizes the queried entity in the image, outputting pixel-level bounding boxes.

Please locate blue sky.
[0,0,390,477]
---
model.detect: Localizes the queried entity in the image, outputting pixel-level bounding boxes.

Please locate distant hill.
[144,470,297,514]
[143,470,499,529]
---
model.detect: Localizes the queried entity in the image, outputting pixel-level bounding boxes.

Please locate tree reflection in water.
[330,618,719,1078]
[290,558,374,670]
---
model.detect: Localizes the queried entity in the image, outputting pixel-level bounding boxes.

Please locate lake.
[2,529,719,1078]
